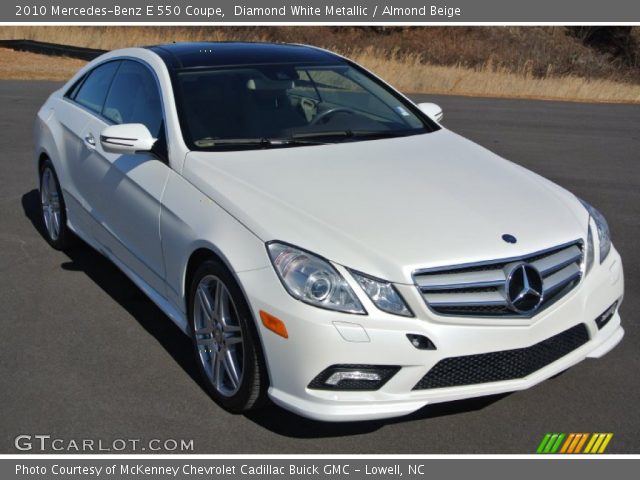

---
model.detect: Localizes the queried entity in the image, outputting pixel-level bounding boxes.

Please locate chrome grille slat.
[543,263,581,294]
[424,290,507,307]
[415,269,506,291]
[413,241,583,318]
[531,245,582,276]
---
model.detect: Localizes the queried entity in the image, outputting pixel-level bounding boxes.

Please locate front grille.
[413,323,589,390]
[413,240,583,317]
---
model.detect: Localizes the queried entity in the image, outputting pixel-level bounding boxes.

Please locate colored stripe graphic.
[573,433,589,453]
[584,433,599,453]
[559,433,575,453]
[544,434,559,453]
[598,433,614,453]
[563,433,589,454]
[537,433,565,453]
[537,433,613,454]
[584,433,614,454]
[550,433,565,453]
[536,433,552,453]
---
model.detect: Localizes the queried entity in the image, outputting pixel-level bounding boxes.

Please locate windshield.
[174,62,437,150]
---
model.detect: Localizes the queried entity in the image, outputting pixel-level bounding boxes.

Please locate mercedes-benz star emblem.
[505,263,544,314]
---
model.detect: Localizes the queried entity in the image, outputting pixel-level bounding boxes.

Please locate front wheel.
[188,259,268,413]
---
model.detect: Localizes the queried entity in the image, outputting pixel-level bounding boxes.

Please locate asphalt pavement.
[1,81,638,453]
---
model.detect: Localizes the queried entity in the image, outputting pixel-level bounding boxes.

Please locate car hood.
[183,129,588,283]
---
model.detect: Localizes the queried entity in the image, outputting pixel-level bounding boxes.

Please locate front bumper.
[237,247,624,422]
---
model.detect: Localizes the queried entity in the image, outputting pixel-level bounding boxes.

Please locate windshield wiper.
[291,131,351,139]
[194,137,331,149]
[195,138,273,147]
[290,130,418,141]
[193,130,416,149]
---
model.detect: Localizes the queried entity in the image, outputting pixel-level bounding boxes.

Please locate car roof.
[146,42,343,70]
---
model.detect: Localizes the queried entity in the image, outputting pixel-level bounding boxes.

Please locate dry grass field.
[351,48,640,103]
[0,48,85,81]
[1,26,639,103]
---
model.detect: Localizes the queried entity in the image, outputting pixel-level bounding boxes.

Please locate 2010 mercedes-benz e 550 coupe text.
[34,42,624,421]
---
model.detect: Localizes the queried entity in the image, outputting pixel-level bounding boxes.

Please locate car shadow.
[22,188,511,439]
[21,189,206,394]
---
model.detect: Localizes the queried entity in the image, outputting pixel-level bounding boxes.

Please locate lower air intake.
[413,323,589,390]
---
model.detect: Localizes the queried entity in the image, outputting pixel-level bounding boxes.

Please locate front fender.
[160,171,270,317]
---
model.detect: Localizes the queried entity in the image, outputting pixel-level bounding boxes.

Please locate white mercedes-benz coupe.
[34,42,624,421]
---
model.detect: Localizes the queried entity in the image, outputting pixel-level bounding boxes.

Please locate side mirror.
[100,123,157,154]
[417,102,444,123]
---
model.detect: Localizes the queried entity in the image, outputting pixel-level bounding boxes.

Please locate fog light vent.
[595,301,618,330]
[407,334,436,350]
[325,371,380,386]
[307,364,400,391]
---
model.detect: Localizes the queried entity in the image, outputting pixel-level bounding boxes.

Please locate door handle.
[84,133,96,148]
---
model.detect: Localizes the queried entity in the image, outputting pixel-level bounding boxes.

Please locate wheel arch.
[183,245,273,386]
[182,244,263,332]
[33,105,67,192]
[184,247,224,312]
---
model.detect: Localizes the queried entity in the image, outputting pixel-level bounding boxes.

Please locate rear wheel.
[188,259,268,413]
[39,159,73,250]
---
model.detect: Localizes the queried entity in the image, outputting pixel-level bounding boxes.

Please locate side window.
[73,61,120,114]
[65,74,87,99]
[102,60,163,138]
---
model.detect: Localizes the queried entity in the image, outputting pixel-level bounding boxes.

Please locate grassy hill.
[1,26,639,103]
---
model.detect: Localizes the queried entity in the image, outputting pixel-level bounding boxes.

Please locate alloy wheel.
[40,167,61,241]
[192,275,244,397]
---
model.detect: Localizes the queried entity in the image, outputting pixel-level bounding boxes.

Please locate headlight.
[267,242,365,314]
[585,225,595,274]
[349,270,413,317]
[579,199,611,263]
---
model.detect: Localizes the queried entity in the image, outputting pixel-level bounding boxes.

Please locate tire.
[188,259,268,413]
[39,159,73,250]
